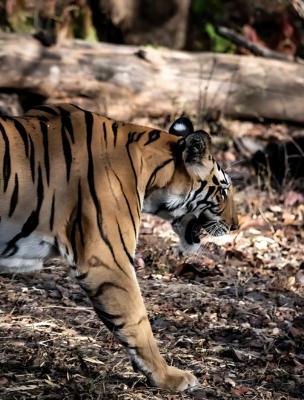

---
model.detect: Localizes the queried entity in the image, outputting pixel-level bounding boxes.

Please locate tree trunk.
[90,0,190,49]
[1,32,304,124]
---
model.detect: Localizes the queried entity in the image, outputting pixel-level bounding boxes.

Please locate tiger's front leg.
[74,250,198,392]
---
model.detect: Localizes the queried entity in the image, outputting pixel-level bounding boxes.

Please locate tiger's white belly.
[0,222,56,273]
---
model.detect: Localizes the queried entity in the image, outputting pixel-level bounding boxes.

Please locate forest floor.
[0,120,303,400]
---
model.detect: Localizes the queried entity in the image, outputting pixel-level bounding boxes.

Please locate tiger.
[0,104,238,392]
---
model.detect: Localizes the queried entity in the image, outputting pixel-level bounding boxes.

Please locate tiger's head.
[143,117,238,252]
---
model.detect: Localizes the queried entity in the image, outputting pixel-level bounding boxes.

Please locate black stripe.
[146,158,174,189]
[135,131,145,142]
[154,202,168,214]
[61,121,73,182]
[156,181,193,214]
[197,202,215,214]
[2,165,44,256]
[212,175,219,185]
[94,306,124,331]
[0,122,11,192]
[54,235,59,250]
[13,120,29,158]
[8,174,18,217]
[117,220,134,265]
[186,181,208,211]
[203,185,216,200]
[194,186,216,210]
[76,271,89,280]
[49,192,55,231]
[29,135,35,183]
[125,343,138,353]
[188,180,207,203]
[105,166,121,209]
[93,282,128,298]
[58,107,75,143]
[144,129,161,146]
[40,121,50,185]
[126,133,141,219]
[103,122,107,147]
[137,315,148,326]
[2,244,18,257]
[112,122,118,146]
[76,181,84,246]
[70,181,84,264]
[84,111,129,277]
[36,115,49,122]
[32,105,59,116]
[0,116,13,121]
[111,169,137,238]
[183,181,194,204]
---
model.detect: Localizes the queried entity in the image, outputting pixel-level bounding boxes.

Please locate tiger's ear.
[183,130,211,166]
[169,117,194,136]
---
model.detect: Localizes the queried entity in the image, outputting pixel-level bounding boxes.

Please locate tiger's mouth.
[184,217,201,244]
[172,214,229,249]
[184,216,229,244]
[172,215,202,247]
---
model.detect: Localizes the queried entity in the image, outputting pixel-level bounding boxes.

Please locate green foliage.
[191,0,236,53]
[84,26,98,42]
[0,0,97,42]
[205,22,236,53]
[192,0,222,16]
[70,6,98,42]
[4,0,34,34]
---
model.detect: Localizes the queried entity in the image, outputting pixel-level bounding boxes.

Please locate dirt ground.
[0,121,303,400]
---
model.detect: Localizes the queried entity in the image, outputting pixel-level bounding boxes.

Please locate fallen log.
[1,32,304,123]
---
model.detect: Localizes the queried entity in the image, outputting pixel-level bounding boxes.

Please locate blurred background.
[1,0,304,53]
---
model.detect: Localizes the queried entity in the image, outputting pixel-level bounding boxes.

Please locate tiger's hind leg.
[73,244,198,392]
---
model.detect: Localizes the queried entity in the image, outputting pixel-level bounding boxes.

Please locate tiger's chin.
[178,239,201,254]
[173,215,230,254]
[172,214,202,254]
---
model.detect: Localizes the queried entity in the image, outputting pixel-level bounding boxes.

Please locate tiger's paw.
[153,366,198,392]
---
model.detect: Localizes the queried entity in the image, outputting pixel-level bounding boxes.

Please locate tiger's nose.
[230,223,239,231]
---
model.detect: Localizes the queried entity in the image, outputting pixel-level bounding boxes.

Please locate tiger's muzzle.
[172,210,235,249]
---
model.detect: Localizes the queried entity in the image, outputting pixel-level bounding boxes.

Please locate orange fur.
[0,104,237,391]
